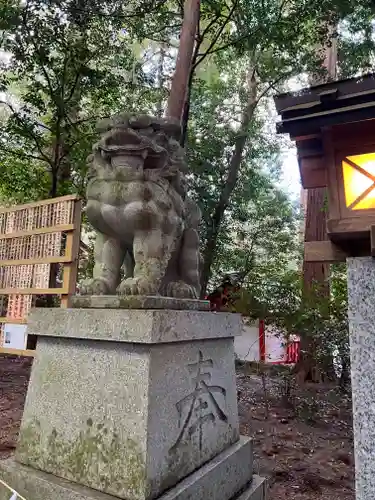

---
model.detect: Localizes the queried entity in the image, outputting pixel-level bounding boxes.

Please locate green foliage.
[338,2,375,77]
[0,0,144,198]
[0,154,50,204]
[186,49,301,291]
[235,262,349,379]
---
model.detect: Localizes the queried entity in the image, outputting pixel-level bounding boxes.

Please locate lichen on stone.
[17,418,147,500]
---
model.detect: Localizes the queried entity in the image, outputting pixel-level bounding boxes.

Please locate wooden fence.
[0,194,82,357]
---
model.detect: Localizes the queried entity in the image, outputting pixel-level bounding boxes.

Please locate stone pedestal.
[1,297,266,500]
[348,258,375,500]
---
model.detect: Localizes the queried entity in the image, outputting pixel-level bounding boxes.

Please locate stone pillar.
[348,257,375,500]
[0,297,266,500]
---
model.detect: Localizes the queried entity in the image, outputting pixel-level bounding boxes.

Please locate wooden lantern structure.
[274,74,375,262]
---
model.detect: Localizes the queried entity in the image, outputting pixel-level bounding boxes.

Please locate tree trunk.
[200,66,257,296]
[180,69,194,147]
[180,33,202,147]
[165,0,200,122]
[309,25,337,84]
[157,43,167,117]
[339,356,350,391]
[300,188,329,383]
[49,170,58,198]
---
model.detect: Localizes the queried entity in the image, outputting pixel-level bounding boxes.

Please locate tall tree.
[166,0,200,121]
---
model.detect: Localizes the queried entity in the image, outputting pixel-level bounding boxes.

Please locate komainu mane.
[81,113,201,299]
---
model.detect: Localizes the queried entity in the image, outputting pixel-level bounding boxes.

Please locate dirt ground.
[0,356,354,500]
[237,364,354,500]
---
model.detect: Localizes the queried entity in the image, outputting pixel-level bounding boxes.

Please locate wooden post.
[371,226,375,258]
[61,198,82,308]
[165,0,200,121]
[298,29,337,383]
[304,30,337,295]
[303,188,329,295]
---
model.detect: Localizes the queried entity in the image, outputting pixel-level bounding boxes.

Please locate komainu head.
[87,114,189,196]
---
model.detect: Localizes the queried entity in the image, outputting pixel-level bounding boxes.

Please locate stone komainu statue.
[81,114,201,299]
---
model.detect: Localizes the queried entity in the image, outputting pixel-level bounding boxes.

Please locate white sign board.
[234,320,260,362]
[3,323,27,350]
[265,324,286,363]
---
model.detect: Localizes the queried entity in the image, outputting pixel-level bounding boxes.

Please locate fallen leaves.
[237,367,354,500]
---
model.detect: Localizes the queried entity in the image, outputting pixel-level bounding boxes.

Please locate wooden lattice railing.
[0,195,82,356]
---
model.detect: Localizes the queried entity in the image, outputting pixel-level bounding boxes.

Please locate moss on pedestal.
[17,418,147,500]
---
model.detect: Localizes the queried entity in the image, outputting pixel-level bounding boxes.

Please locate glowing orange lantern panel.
[342,152,375,210]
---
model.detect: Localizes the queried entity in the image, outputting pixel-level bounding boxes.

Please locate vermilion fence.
[259,319,300,364]
[285,341,300,364]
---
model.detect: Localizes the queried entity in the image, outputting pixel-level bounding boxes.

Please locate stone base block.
[71,295,210,311]
[18,308,242,499]
[0,458,114,500]
[157,436,254,500]
[0,438,267,500]
[236,476,268,500]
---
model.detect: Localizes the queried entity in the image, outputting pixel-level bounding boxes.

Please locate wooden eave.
[275,73,375,113]
[274,73,375,138]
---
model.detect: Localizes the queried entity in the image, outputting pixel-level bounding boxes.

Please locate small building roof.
[274,73,375,137]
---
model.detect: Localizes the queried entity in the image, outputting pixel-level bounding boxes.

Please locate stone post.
[0,297,267,500]
[347,257,375,500]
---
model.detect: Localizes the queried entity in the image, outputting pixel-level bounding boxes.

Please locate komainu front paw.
[165,281,198,299]
[117,277,158,296]
[80,278,113,295]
